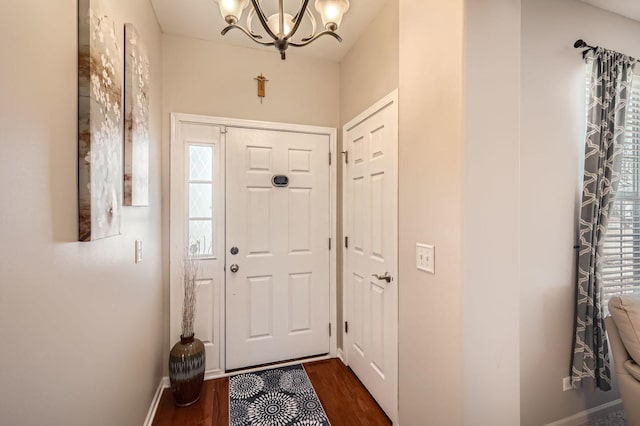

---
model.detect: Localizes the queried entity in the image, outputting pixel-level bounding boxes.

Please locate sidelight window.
[187,144,215,257]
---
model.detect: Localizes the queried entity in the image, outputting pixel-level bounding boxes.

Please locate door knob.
[230,264,239,273]
[372,272,392,283]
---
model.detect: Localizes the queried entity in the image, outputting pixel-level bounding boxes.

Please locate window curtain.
[572,47,636,390]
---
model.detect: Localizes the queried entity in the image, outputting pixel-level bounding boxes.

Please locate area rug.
[229,364,330,426]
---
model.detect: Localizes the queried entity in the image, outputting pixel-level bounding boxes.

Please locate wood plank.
[152,358,390,426]
[152,377,228,426]
[305,359,391,426]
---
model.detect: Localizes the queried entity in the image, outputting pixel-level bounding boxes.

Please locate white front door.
[225,126,332,370]
[344,91,398,422]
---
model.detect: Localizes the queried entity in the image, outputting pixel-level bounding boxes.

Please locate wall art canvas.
[78,0,123,241]
[123,24,150,206]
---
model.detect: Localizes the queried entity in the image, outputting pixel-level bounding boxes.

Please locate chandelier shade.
[213,0,350,60]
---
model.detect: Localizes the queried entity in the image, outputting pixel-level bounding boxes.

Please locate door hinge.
[329,152,332,166]
[344,236,349,248]
[329,238,332,250]
[329,323,332,337]
[345,321,349,334]
[341,151,349,164]
[220,126,227,134]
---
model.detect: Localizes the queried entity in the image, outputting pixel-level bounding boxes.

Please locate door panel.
[344,93,398,422]
[170,119,225,375]
[226,127,331,370]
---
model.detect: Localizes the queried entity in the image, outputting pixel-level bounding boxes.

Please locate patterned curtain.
[571,48,636,390]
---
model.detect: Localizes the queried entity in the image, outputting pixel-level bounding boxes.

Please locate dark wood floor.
[153,358,391,426]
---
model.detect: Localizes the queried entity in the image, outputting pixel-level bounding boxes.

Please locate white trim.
[170,113,338,372]
[172,113,335,137]
[337,348,346,365]
[342,89,399,423]
[543,399,623,426]
[329,127,338,358]
[201,355,334,382]
[143,378,169,426]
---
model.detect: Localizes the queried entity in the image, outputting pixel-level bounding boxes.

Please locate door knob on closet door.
[230,264,239,273]
[372,272,392,283]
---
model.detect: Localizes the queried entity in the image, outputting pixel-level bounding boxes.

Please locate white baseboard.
[544,399,622,426]
[143,377,170,426]
[337,348,346,365]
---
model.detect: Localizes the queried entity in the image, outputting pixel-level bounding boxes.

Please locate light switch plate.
[135,240,143,264]
[416,243,435,274]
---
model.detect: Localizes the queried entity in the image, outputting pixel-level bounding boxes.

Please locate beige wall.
[162,35,340,127]
[0,1,164,425]
[337,0,399,349]
[519,0,640,424]
[463,0,521,424]
[398,0,465,424]
[339,0,399,126]
[161,35,340,371]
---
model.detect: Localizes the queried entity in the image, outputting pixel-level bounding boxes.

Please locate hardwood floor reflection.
[152,358,391,426]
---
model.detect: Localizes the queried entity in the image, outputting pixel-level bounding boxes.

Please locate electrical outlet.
[562,376,572,392]
[135,240,143,264]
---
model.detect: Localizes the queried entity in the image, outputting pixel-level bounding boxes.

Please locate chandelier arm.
[289,30,342,47]
[249,0,279,41]
[304,7,317,41]
[285,0,311,41]
[221,24,276,46]
[246,7,263,38]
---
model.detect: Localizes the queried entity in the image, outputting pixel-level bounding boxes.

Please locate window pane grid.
[600,75,640,313]
[187,145,215,258]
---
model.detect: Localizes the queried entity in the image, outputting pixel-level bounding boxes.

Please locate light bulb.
[314,0,350,30]
[216,0,249,24]
[267,13,295,36]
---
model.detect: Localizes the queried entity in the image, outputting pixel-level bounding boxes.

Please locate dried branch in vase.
[181,245,201,338]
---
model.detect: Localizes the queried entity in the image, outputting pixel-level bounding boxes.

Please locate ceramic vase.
[169,334,206,407]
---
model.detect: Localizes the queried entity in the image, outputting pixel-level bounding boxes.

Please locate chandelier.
[214,0,350,60]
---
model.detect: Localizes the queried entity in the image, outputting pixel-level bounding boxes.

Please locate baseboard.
[544,399,622,426]
[143,377,170,426]
[337,348,346,365]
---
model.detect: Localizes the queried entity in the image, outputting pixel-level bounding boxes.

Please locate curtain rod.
[574,39,637,63]
[574,39,597,60]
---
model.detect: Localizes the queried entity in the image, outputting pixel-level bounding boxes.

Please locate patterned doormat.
[229,364,330,426]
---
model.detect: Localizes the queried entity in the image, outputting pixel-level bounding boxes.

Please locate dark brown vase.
[169,334,206,407]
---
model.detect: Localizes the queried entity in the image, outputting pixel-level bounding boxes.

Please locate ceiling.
[150,0,388,62]
[580,0,640,22]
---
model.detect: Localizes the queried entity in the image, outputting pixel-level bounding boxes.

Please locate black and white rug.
[229,364,330,426]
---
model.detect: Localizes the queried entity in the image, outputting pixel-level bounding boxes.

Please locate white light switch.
[416,243,435,274]
[135,240,143,264]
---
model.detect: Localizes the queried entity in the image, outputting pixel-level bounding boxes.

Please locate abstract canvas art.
[123,24,150,206]
[78,0,123,241]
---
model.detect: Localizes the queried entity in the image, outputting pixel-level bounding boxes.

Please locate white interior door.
[170,117,226,375]
[344,91,398,422]
[225,126,332,370]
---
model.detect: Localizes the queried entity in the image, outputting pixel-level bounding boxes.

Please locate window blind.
[599,73,640,313]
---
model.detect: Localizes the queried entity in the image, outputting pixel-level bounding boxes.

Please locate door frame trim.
[170,113,338,375]
[341,89,399,423]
